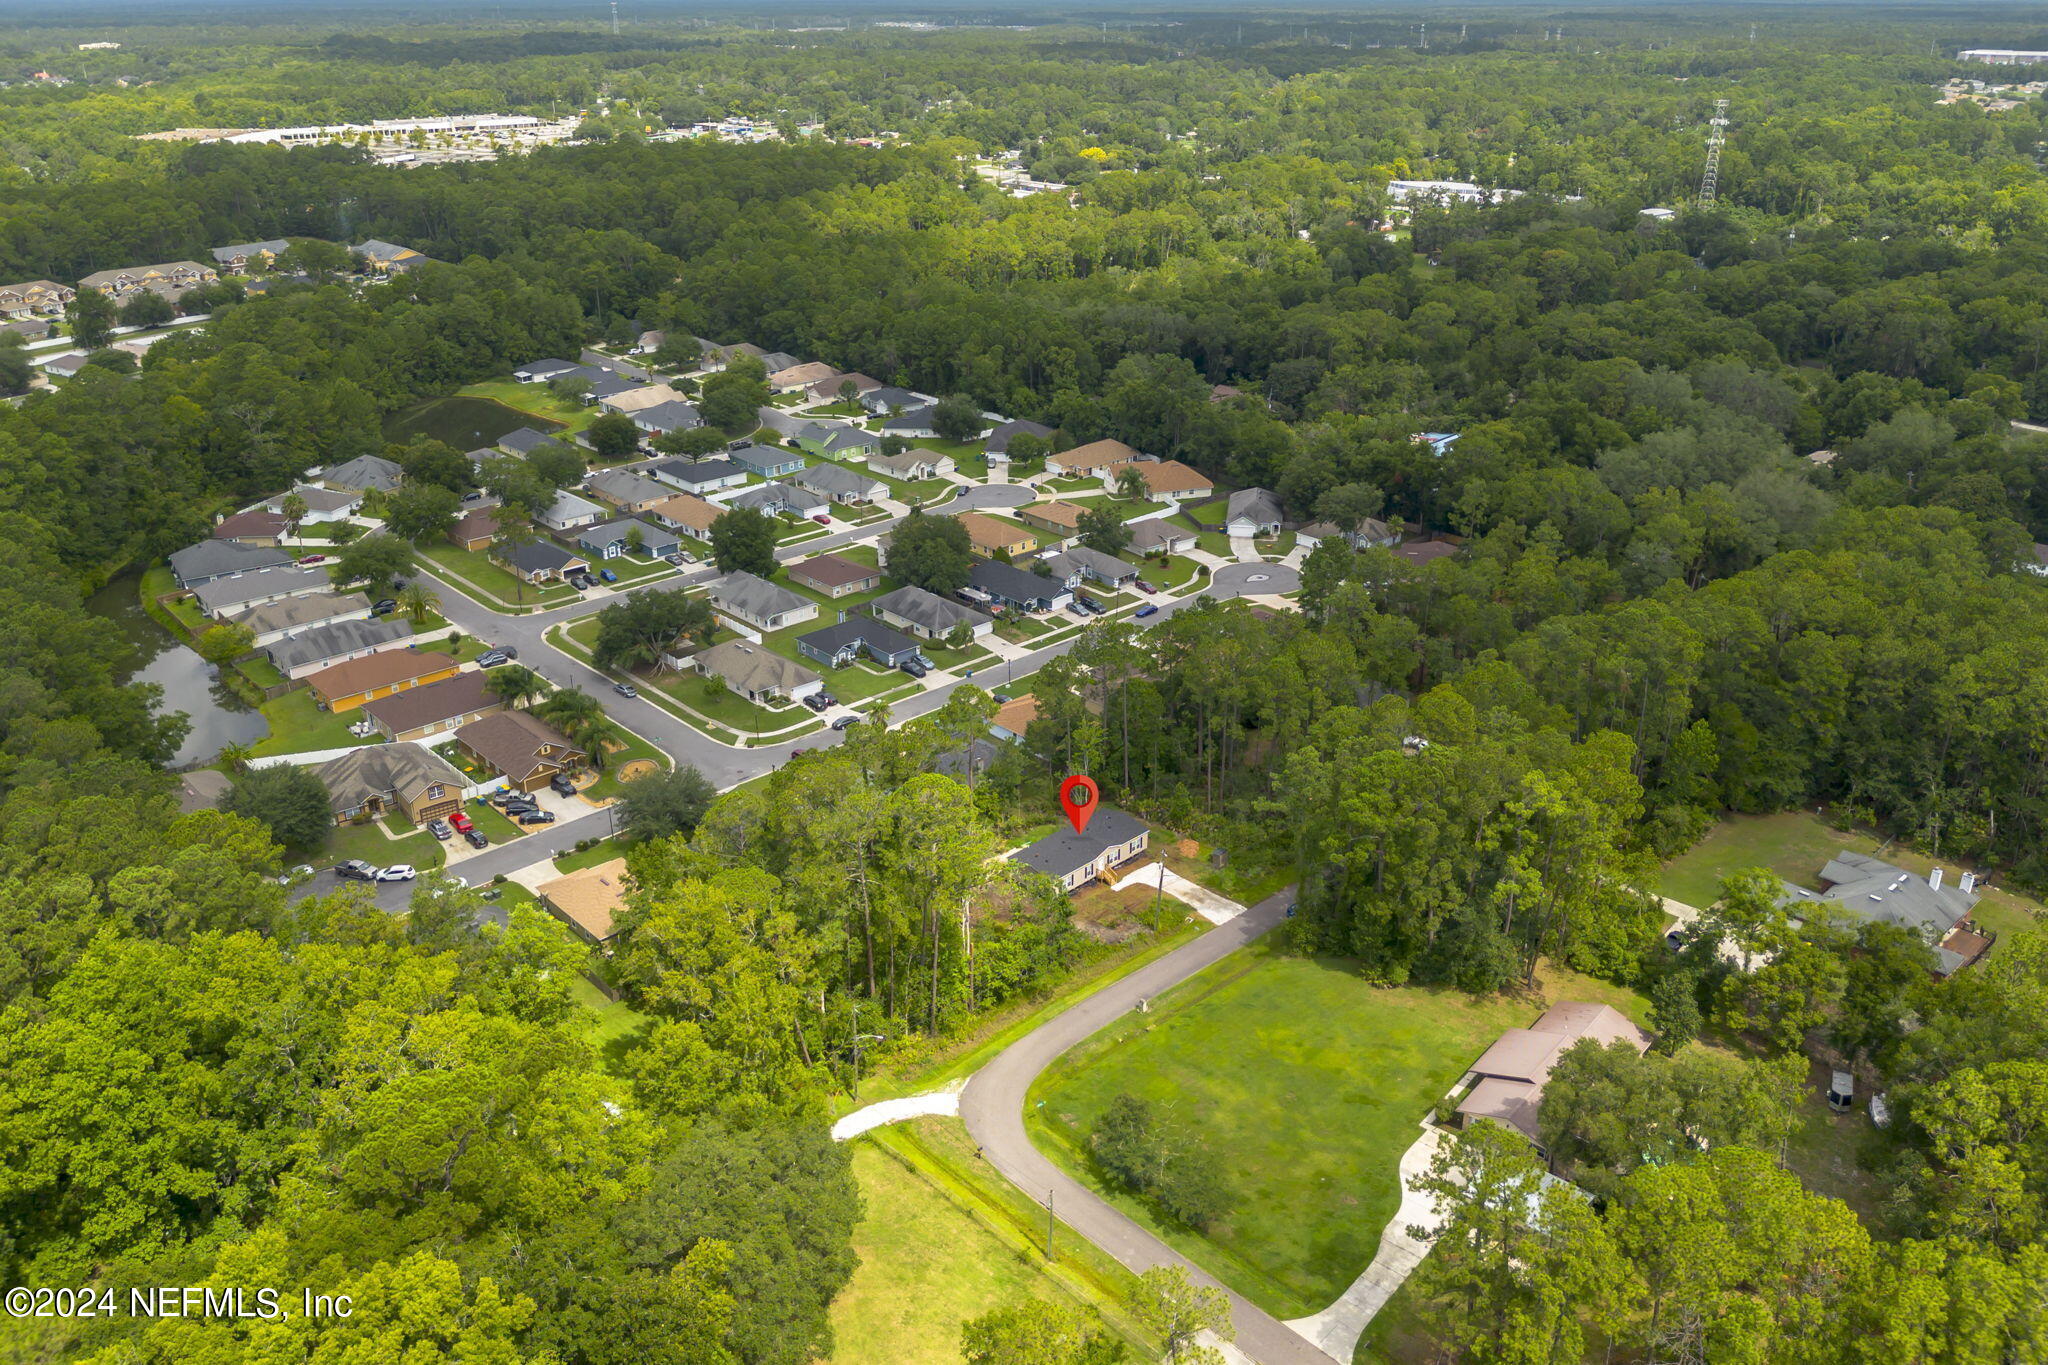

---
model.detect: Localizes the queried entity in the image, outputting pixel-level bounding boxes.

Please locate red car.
[812,514,831,526]
[297,554,328,565]
[449,812,474,834]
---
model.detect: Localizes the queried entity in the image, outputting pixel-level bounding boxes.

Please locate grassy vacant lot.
[317,817,443,872]
[458,378,593,434]
[1027,943,1640,1320]
[830,1143,1084,1365]
[419,542,579,607]
[1656,810,2040,942]
[251,688,373,756]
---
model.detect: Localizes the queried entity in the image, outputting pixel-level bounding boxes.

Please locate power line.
[1698,98,1730,208]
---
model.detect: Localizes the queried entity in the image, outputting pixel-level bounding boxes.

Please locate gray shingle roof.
[586,470,672,506]
[1226,487,1284,526]
[318,742,466,815]
[985,418,1054,454]
[266,616,414,672]
[710,570,812,622]
[871,585,991,634]
[1010,809,1150,880]
[1780,852,1980,938]
[169,539,293,584]
[503,540,583,575]
[798,616,922,660]
[189,564,332,614]
[970,559,1068,605]
[323,454,405,492]
[791,462,884,499]
[694,638,820,695]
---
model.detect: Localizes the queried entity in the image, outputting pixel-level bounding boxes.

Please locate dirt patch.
[616,759,659,783]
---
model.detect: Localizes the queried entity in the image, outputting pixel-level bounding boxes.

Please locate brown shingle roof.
[954,511,1036,552]
[456,710,584,784]
[305,649,457,703]
[992,694,1040,735]
[361,670,498,735]
[788,553,877,590]
[648,493,721,532]
[1134,460,1213,495]
[1026,500,1087,530]
[1049,438,1141,474]
[538,856,631,941]
[212,509,289,540]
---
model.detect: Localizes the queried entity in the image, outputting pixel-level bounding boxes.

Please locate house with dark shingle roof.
[726,482,829,519]
[985,418,1054,456]
[969,560,1073,613]
[708,570,819,632]
[362,670,504,742]
[267,616,416,679]
[1224,488,1284,538]
[499,539,588,584]
[585,469,673,514]
[497,427,556,457]
[211,508,290,545]
[1010,808,1150,891]
[189,564,331,616]
[577,518,681,561]
[169,539,294,588]
[318,743,467,824]
[306,649,461,712]
[791,462,887,505]
[870,585,995,641]
[456,711,586,792]
[797,615,925,669]
[729,443,806,479]
[229,591,371,648]
[322,454,404,493]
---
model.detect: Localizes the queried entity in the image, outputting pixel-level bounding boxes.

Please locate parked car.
[370,598,398,616]
[1068,604,1091,620]
[899,657,928,679]
[812,514,831,525]
[462,490,484,502]
[503,800,538,817]
[297,554,328,566]
[1077,595,1104,614]
[600,567,619,583]
[664,552,687,565]
[463,829,489,849]
[613,682,638,698]
[518,810,557,825]
[449,812,474,834]
[790,748,810,758]
[377,864,417,882]
[550,774,579,797]
[802,693,829,712]
[497,646,519,659]
[992,691,1012,703]
[1135,604,1160,618]
[476,650,510,669]
[427,819,452,840]
[332,860,378,881]
[1136,580,1158,594]
[831,715,861,731]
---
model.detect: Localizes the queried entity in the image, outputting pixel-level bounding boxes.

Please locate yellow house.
[952,511,1038,559]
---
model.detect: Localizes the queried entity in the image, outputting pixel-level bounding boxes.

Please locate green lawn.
[251,688,377,757]
[317,817,444,872]
[830,1142,1111,1365]
[1060,493,1176,524]
[586,728,671,801]
[459,378,594,434]
[1027,943,1611,1319]
[568,970,654,1061]
[419,542,580,607]
[555,838,627,875]
[1194,530,1233,558]
[463,800,531,845]
[1657,810,2041,943]
[1135,553,1203,594]
[1184,498,1228,528]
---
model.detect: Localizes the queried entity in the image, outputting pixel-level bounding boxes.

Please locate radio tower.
[1697,98,1729,208]
[610,1,619,35]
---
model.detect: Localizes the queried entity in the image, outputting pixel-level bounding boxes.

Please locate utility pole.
[1045,1188,1056,1258]
[1698,98,1730,208]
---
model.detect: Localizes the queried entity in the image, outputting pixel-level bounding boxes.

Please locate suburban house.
[456,711,586,792]
[0,279,74,317]
[693,339,766,372]
[578,518,681,560]
[79,260,217,300]
[210,240,291,271]
[1019,501,1086,538]
[585,469,674,514]
[1778,853,1993,975]
[1010,808,1150,892]
[1296,519,1399,553]
[707,571,819,632]
[1130,520,1196,555]
[1045,438,1141,479]
[228,591,371,648]
[688,638,823,703]
[758,351,800,374]
[351,239,430,273]
[646,494,722,542]
[189,564,332,616]
[322,454,405,493]
[499,540,588,585]
[818,427,882,460]
[631,400,701,437]
[498,427,556,457]
[268,484,360,523]
[1456,1002,1653,1148]
[267,616,416,680]
[953,511,1038,559]
[43,352,90,378]
[788,553,882,598]
[178,770,231,814]
[880,407,940,439]
[862,386,925,414]
[535,490,608,532]
[633,329,666,354]
[1394,538,1460,568]
[170,539,295,588]
[730,443,806,479]
[990,693,1040,742]
[1043,545,1140,589]
[3,317,50,342]
[985,418,1054,456]
[870,585,995,642]
[583,373,642,405]
[599,384,686,418]
[968,560,1073,613]
[361,670,504,742]
[1224,487,1284,538]
[769,360,840,392]
[791,462,887,505]
[448,507,501,552]
[210,509,289,545]
[537,857,632,946]
[1123,460,1213,501]
[797,616,925,669]
[305,647,461,713]
[317,743,467,826]
[648,458,748,495]
[868,447,956,481]
[1416,431,1462,458]
[726,482,829,519]
[806,370,882,402]
[512,358,582,383]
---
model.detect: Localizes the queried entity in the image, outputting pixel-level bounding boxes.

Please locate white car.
[376,864,417,882]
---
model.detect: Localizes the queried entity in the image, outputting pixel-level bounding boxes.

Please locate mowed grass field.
[830,1142,1082,1365]
[1026,943,1628,1320]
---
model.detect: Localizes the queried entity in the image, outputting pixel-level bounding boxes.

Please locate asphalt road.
[959,886,1339,1365]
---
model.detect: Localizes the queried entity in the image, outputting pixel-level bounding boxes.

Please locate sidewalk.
[1108,861,1247,925]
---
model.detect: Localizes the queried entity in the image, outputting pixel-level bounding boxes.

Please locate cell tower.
[610,1,619,36]
[1698,98,1730,208]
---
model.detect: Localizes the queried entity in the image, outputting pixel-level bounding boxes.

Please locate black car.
[1077,595,1104,614]
[463,829,489,849]
[802,693,830,713]
[476,650,510,669]
[831,715,861,731]
[518,810,557,825]
[550,774,578,797]
[370,598,398,616]
[497,645,518,660]
[504,800,539,817]
[898,657,928,678]
[332,860,378,881]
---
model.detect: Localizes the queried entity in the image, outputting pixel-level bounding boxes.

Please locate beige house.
[0,279,73,317]
[1455,1002,1653,1148]
[598,383,687,416]
[78,260,217,300]
[317,743,467,826]
[952,511,1038,559]
[538,856,632,945]
[1045,438,1141,478]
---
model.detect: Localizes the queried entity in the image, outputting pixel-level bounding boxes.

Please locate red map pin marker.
[1059,775,1099,836]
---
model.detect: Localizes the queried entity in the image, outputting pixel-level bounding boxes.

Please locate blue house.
[578,518,682,560]
[729,443,806,479]
[796,615,927,669]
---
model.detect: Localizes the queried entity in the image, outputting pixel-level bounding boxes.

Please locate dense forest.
[7,9,2048,1363]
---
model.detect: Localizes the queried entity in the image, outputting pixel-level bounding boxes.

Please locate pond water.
[384,395,561,449]
[85,572,269,768]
